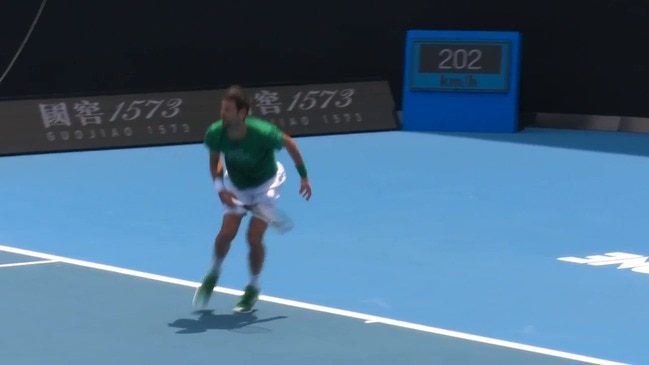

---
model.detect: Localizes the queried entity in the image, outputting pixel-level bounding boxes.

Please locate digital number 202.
[438,49,482,70]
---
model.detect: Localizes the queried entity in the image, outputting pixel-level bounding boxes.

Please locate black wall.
[1,0,647,117]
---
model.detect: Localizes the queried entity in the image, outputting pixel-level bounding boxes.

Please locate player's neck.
[226,120,247,140]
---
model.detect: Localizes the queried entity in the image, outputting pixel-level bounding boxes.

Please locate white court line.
[0,259,57,268]
[0,244,628,365]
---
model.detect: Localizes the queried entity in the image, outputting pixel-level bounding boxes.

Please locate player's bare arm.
[209,151,223,180]
[210,151,237,207]
[282,133,312,201]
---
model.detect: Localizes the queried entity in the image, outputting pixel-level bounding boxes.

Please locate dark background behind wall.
[1,0,648,117]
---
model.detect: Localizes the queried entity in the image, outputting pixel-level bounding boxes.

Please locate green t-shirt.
[203,116,284,189]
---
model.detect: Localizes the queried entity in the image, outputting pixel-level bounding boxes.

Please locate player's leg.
[193,213,245,307]
[212,212,245,276]
[194,178,249,308]
[247,161,286,284]
[233,162,286,313]
[246,217,267,284]
[232,216,267,314]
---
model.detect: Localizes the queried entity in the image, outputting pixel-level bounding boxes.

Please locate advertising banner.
[0,80,398,156]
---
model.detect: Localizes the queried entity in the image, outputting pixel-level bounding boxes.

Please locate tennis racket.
[231,198,294,234]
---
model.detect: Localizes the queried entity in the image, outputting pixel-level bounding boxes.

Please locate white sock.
[211,257,224,275]
[249,274,260,289]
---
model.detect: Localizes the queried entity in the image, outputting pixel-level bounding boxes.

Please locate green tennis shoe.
[193,272,218,308]
[233,285,260,314]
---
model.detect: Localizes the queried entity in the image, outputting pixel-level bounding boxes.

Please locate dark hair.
[222,85,251,113]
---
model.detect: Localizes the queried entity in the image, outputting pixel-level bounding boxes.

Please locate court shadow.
[395,110,649,158]
[407,127,649,158]
[168,309,288,334]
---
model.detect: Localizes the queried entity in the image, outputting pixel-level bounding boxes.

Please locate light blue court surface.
[1,128,649,364]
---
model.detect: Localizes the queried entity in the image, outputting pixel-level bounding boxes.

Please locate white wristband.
[214,177,225,192]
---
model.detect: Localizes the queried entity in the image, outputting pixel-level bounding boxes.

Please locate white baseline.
[0,259,57,268]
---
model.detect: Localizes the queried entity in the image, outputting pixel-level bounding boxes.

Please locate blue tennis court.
[1,128,647,364]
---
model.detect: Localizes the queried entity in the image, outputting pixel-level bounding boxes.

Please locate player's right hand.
[218,190,238,207]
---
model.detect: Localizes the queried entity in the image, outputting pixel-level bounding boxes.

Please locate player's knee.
[217,229,237,243]
[218,214,243,242]
[217,225,238,243]
[246,222,266,247]
[246,231,263,247]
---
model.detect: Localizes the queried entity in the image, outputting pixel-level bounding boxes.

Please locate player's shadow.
[168,309,288,334]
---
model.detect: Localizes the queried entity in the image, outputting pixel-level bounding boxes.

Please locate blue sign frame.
[401,30,522,133]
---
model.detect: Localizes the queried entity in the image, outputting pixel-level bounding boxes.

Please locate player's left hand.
[300,178,312,201]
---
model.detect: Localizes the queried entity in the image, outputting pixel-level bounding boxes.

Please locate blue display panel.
[402,30,522,133]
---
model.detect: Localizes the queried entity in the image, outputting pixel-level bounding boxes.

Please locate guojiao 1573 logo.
[38,98,190,143]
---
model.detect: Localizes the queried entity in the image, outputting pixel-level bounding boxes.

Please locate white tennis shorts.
[223,161,287,219]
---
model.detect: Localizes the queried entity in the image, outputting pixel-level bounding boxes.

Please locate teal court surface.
[1,128,648,364]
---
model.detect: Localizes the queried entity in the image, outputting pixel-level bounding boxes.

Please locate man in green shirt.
[193,85,312,313]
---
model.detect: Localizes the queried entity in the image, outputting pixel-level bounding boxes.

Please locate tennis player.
[193,85,312,313]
